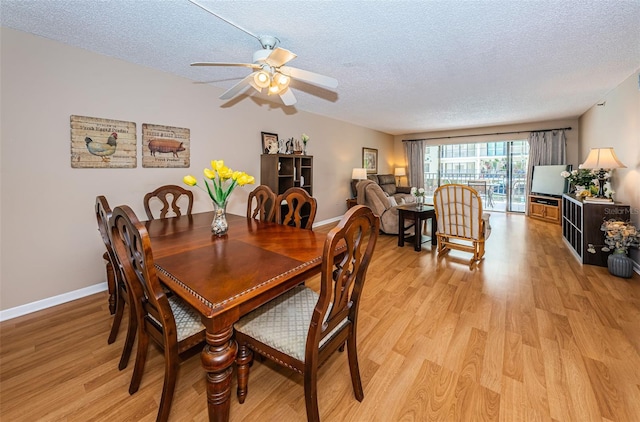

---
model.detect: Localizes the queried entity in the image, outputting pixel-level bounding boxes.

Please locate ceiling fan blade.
[219,73,256,100]
[280,66,338,89]
[278,88,297,106]
[191,62,261,69]
[265,47,297,67]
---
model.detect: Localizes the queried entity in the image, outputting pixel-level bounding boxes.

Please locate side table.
[397,203,437,252]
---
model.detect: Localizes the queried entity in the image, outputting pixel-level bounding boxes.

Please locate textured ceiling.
[2,0,639,135]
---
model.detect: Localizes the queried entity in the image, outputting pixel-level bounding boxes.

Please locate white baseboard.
[4,218,634,322]
[312,215,343,228]
[1,215,347,322]
[0,282,107,322]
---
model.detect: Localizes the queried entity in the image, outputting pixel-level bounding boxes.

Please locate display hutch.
[260,154,313,195]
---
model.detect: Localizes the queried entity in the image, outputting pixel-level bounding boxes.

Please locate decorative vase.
[211,200,229,236]
[416,195,424,210]
[303,143,307,155]
[607,250,633,278]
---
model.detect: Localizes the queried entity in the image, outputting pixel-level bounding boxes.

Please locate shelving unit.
[529,194,561,224]
[561,194,630,266]
[260,154,313,196]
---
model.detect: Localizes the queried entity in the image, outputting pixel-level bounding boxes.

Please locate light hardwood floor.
[2,212,640,421]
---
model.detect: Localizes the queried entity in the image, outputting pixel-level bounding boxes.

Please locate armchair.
[433,184,491,264]
[356,179,413,235]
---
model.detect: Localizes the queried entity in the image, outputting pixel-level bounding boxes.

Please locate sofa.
[353,174,415,205]
[355,179,415,235]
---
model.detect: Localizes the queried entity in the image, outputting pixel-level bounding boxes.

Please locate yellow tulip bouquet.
[184,160,255,207]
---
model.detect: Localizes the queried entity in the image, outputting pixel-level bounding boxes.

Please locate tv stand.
[529,194,561,224]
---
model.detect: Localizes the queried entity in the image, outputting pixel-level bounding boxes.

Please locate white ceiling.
[2,0,639,135]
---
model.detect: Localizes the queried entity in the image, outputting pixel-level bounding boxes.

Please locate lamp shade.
[581,147,626,169]
[352,168,367,180]
[394,167,406,177]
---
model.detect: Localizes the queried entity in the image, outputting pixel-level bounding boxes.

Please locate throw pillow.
[388,196,398,207]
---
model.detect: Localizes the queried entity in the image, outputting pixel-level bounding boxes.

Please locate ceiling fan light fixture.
[275,73,290,89]
[268,83,281,95]
[253,71,270,88]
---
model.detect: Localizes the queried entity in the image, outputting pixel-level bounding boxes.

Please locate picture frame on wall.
[261,132,278,154]
[362,147,378,174]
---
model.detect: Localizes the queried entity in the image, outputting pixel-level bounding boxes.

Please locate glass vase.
[416,195,424,210]
[211,200,229,236]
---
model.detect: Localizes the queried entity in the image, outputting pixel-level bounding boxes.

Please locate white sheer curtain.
[525,130,566,214]
[404,140,425,188]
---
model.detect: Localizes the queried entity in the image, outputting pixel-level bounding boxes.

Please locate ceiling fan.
[188,0,338,106]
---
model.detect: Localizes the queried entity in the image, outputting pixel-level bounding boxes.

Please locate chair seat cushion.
[234,285,347,362]
[167,296,206,341]
[482,212,492,239]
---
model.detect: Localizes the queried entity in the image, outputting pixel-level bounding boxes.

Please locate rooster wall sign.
[70,115,136,168]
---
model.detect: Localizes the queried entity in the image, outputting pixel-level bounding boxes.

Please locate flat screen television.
[530,164,572,198]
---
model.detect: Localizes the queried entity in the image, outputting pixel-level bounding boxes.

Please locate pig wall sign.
[142,123,190,168]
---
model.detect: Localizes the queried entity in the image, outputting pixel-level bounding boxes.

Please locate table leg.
[398,211,405,247]
[201,327,237,422]
[431,215,437,246]
[414,216,422,251]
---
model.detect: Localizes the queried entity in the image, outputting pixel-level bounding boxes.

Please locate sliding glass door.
[423,140,529,212]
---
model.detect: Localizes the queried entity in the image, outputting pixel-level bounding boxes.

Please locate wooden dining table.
[146,211,330,421]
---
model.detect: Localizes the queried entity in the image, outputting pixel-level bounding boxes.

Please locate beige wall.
[0,28,393,312]
[579,70,640,264]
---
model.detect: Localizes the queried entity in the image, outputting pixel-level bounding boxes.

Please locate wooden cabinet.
[260,154,313,196]
[562,194,630,266]
[529,195,561,224]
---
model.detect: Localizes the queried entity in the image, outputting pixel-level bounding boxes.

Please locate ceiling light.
[253,71,270,88]
[268,83,280,94]
[275,73,290,89]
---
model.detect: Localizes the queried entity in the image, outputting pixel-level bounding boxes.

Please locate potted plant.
[561,168,596,195]
[588,219,640,278]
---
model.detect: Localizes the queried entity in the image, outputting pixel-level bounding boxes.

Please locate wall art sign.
[142,124,190,168]
[362,147,378,174]
[261,132,279,154]
[70,115,136,168]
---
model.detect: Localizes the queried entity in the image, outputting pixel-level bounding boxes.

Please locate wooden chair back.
[433,184,488,264]
[143,184,194,220]
[247,185,276,222]
[95,196,137,370]
[275,187,317,230]
[233,205,379,421]
[110,205,205,422]
[95,195,117,313]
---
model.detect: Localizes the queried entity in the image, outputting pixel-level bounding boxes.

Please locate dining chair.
[95,195,136,370]
[234,205,380,422]
[109,205,206,422]
[275,187,317,230]
[433,184,491,265]
[247,184,276,222]
[143,184,194,220]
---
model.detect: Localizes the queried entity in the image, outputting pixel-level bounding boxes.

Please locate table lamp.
[351,168,367,198]
[394,167,406,186]
[580,147,626,200]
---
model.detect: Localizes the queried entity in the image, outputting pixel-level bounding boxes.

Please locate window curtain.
[404,140,425,188]
[525,130,566,215]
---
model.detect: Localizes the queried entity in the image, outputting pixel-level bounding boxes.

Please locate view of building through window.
[423,140,529,212]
